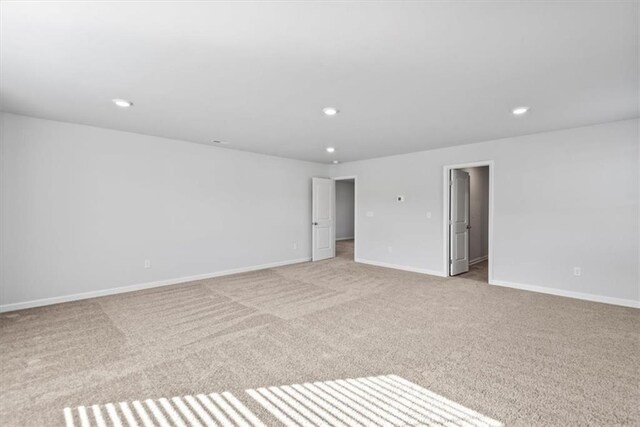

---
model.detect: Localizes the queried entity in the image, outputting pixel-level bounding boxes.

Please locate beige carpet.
[61,374,505,426]
[457,260,488,283]
[1,240,639,426]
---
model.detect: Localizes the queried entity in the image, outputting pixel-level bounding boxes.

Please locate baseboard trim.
[0,257,312,313]
[336,237,354,241]
[355,258,447,277]
[491,279,639,309]
[5,258,635,312]
[469,255,488,266]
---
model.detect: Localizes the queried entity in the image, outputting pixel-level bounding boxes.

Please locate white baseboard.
[336,237,354,241]
[469,255,488,266]
[491,279,639,309]
[355,258,447,277]
[354,258,637,308]
[0,257,311,313]
[5,257,635,312]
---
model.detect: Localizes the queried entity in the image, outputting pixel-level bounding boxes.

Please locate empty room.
[0,1,638,426]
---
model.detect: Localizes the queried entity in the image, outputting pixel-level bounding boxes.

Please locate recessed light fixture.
[512,106,530,116]
[112,98,133,108]
[332,160,339,164]
[322,107,339,116]
[211,140,230,145]
[326,147,336,153]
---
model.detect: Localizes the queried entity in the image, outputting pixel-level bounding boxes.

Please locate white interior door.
[450,169,470,275]
[312,177,335,261]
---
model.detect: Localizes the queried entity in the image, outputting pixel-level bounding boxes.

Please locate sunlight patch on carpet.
[64,391,264,427]
[246,375,502,427]
[63,375,502,426]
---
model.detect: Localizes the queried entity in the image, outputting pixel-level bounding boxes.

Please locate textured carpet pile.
[1,241,638,426]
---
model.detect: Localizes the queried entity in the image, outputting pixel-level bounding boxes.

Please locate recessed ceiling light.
[326,147,336,153]
[212,140,230,145]
[112,98,133,108]
[512,106,530,116]
[322,107,339,116]
[332,160,339,164]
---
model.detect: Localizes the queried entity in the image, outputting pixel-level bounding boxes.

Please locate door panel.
[312,177,335,261]
[450,170,470,275]
[455,234,467,261]
[316,184,332,220]
[317,227,330,249]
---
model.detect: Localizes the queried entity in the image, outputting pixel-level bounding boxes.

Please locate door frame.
[333,175,358,260]
[442,161,494,283]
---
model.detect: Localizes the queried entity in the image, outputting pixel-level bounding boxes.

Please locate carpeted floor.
[457,260,488,283]
[1,240,638,426]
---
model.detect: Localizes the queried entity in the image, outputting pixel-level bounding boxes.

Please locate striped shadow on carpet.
[64,375,502,426]
[64,392,263,427]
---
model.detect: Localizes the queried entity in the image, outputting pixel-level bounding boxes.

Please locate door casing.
[333,176,358,260]
[443,161,494,283]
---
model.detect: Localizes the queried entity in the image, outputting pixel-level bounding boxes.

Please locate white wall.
[0,113,328,310]
[461,166,489,263]
[332,119,639,307]
[336,180,355,240]
[2,114,638,310]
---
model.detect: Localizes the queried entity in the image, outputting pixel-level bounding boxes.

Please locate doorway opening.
[311,176,357,262]
[335,177,355,260]
[443,162,493,283]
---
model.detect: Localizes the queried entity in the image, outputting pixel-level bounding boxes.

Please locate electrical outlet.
[144,259,151,269]
[292,242,298,250]
[426,211,432,219]
[388,246,393,253]
[573,267,581,276]
[366,211,374,217]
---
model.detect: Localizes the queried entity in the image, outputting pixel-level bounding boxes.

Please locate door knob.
[312,222,319,226]
[466,225,472,229]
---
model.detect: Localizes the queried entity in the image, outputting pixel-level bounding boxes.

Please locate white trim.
[0,257,311,313]
[357,257,638,308]
[469,255,488,266]
[311,177,336,261]
[443,161,494,283]
[333,175,358,260]
[336,236,354,241]
[355,257,447,277]
[492,280,639,309]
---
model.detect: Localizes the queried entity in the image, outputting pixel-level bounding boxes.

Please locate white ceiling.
[1,1,638,163]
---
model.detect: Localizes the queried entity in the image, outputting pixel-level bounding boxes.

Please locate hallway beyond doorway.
[336,239,354,260]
